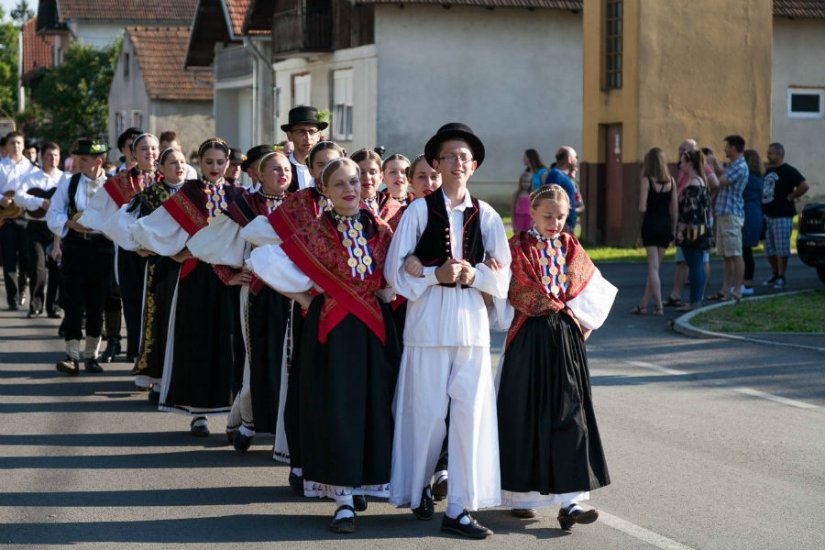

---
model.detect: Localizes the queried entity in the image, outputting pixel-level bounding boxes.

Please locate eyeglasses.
[437,154,473,164]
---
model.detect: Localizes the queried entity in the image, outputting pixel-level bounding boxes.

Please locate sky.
[0,0,26,21]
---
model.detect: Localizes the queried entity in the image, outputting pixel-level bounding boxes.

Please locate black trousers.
[61,235,114,341]
[0,219,29,307]
[118,248,146,357]
[25,220,52,314]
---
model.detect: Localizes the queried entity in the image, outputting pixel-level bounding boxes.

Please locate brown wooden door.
[605,124,624,246]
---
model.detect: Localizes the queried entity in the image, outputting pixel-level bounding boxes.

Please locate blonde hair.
[320,157,360,189]
[257,151,289,173]
[530,184,570,210]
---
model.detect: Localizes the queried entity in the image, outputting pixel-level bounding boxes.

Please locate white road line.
[734,388,820,410]
[599,511,696,550]
[623,360,687,376]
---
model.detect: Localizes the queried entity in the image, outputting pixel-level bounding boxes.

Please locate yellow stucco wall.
[583,0,773,164]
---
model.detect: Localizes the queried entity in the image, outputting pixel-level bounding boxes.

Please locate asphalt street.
[1,255,824,549]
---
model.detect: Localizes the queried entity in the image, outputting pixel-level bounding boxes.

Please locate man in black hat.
[281,106,326,192]
[385,123,511,539]
[46,139,113,375]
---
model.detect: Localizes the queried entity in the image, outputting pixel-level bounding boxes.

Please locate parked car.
[797,203,825,285]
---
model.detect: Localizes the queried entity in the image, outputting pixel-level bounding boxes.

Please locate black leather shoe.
[353,495,368,512]
[47,309,62,319]
[8,303,19,311]
[190,417,209,437]
[27,309,41,319]
[412,486,434,521]
[557,504,599,530]
[84,358,104,373]
[441,511,493,539]
[432,470,448,501]
[511,508,537,518]
[55,358,80,376]
[288,471,304,496]
[329,505,356,534]
[147,388,160,403]
[100,339,121,363]
[233,431,253,452]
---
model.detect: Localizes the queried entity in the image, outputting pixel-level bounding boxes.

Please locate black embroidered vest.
[412,190,484,286]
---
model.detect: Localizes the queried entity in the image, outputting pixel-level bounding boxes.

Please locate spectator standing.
[524,148,548,191]
[543,147,578,232]
[511,171,532,233]
[740,150,765,295]
[761,142,809,289]
[631,147,677,315]
[709,135,749,301]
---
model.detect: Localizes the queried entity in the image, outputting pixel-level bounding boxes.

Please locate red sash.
[268,187,322,240]
[104,169,145,208]
[162,187,208,279]
[280,212,391,344]
[505,231,595,349]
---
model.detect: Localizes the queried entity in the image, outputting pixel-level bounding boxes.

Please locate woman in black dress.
[632,147,678,315]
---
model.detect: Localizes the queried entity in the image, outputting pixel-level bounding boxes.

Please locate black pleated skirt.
[246,286,290,433]
[299,295,400,487]
[161,260,234,414]
[497,313,610,495]
[133,256,179,383]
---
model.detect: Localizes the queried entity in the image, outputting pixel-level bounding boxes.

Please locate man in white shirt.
[282,106,325,192]
[46,139,112,375]
[14,141,64,317]
[0,131,36,310]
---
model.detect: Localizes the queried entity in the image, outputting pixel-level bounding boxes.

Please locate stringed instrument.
[26,187,57,219]
[0,191,22,225]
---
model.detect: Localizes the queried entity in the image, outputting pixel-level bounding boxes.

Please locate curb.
[672,290,825,353]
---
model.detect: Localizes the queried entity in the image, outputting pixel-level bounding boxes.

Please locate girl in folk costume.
[380,153,414,230]
[350,148,389,218]
[130,138,245,437]
[408,153,442,198]
[79,133,162,362]
[102,148,188,399]
[186,152,293,453]
[245,140,345,489]
[248,158,400,534]
[494,184,616,530]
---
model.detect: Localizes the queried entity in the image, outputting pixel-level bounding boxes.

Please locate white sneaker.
[740,285,754,296]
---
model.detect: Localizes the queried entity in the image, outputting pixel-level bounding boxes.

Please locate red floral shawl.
[104,167,159,207]
[268,186,323,240]
[280,210,392,344]
[505,231,595,349]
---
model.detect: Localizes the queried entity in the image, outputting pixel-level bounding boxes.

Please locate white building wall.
[150,101,215,163]
[273,45,378,153]
[772,17,825,203]
[374,5,582,204]
[108,37,150,158]
[66,22,124,49]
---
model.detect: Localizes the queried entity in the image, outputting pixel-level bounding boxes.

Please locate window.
[788,88,824,119]
[131,110,143,129]
[115,112,124,136]
[124,52,130,79]
[603,0,623,90]
[332,69,353,140]
[292,73,311,107]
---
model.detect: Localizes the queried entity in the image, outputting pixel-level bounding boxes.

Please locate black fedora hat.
[228,147,246,166]
[72,139,109,156]
[424,122,485,168]
[280,105,328,132]
[242,144,275,172]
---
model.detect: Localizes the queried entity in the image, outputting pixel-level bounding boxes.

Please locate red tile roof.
[355,0,582,9]
[225,0,251,38]
[126,26,213,101]
[56,0,199,21]
[774,0,825,18]
[22,17,54,78]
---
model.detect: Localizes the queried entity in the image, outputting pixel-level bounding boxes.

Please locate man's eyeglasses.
[437,154,473,164]
[289,128,320,137]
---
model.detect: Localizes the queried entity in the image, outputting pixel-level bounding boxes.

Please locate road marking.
[734,388,820,410]
[623,360,687,376]
[600,511,695,550]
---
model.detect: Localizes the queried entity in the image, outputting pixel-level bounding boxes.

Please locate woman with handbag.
[675,150,713,312]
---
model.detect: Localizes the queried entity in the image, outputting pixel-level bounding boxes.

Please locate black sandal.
[329,505,356,534]
[663,296,683,307]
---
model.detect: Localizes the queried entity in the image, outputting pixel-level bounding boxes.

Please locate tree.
[11,1,34,25]
[0,7,19,116]
[30,41,119,152]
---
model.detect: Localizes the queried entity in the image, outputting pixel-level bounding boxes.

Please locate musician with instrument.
[14,142,63,318]
[0,131,36,310]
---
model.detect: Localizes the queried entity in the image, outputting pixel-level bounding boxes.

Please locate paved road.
[1,256,824,549]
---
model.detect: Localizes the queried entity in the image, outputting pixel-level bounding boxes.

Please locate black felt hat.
[280,105,328,132]
[228,147,246,166]
[72,139,109,156]
[242,144,275,172]
[424,122,485,168]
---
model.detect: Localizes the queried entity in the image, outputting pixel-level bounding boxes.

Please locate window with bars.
[603,0,623,90]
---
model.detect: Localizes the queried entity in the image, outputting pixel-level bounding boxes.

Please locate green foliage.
[0,10,19,117]
[30,41,119,152]
[11,1,34,25]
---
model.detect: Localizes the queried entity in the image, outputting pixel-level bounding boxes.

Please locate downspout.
[243,37,276,144]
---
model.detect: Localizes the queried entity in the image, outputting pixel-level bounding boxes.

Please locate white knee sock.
[446,503,470,524]
[334,492,355,518]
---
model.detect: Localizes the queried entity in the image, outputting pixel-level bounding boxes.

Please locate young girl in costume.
[248,157,399,534]
[511,171,533,233]
[495,184,616,530]
[408,154,441,198]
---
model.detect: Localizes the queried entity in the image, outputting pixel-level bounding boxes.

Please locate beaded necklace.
[203,177,227,223]
[363,196,380,215]
[333,212,374,280]
[529,227,567,298]
[392,195,409,207]
[257,189,285,214]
